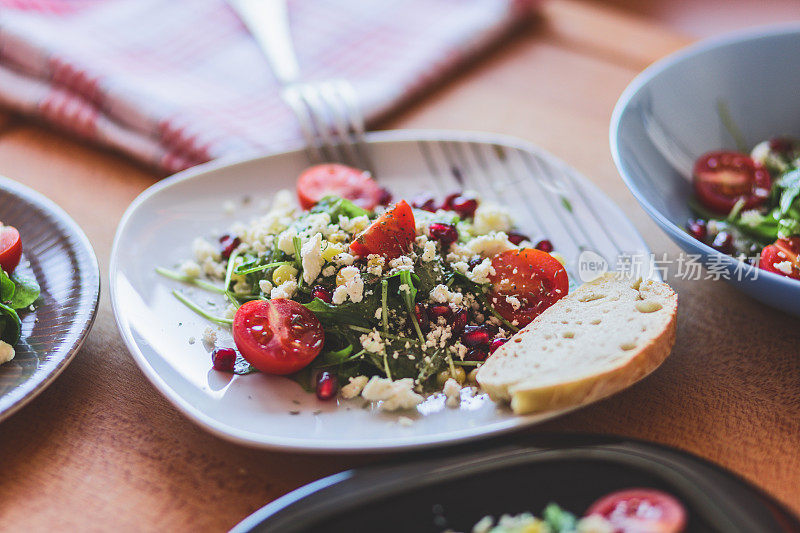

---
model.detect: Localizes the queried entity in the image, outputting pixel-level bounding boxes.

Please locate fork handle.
[228,0,300,85]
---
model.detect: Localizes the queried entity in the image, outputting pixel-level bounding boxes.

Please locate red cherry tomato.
[296,163,383,210]
[232,299,324,375]
[488,248,568,327]
[350,200,416,260]
[693,151,771,214]
[585,488,687,533]
[0,225,22,274]
[759,237,800,280]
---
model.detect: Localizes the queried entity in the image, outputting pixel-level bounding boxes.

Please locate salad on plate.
[687,137,800,280]
[461,488,686,533]
[159,163,569,411]
[0,222,41,365]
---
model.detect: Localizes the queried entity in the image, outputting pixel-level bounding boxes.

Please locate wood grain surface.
[0,1,798,530]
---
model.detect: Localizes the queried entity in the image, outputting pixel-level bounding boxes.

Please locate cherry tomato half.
[296,163,383,210]
[693,150,771,214]
[350,199,416,260]
[585,488,687,533]
[0,225,22,274]
[488,248,568,327]
[759,237,800,280]
[232,299,324,375]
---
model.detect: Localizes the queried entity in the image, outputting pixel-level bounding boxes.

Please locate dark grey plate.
[233,435,799,533]
[0,176,100,422]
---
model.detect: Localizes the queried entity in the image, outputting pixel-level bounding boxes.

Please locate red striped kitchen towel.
[0,0,536,174]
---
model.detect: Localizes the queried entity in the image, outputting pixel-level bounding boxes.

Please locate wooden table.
[1,1,798,530]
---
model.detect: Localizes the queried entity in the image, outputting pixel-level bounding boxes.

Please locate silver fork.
[228,0,374,173]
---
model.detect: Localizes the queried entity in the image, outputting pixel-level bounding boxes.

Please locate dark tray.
[232,435,799,532]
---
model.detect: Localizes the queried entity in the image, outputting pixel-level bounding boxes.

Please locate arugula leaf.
[311,195,369,222]
[0,270,14,304]
[413,257,443,295]
[303,298,374,328]
[9,272,40,310]
[543,503,578,533]
[0,302,21,345]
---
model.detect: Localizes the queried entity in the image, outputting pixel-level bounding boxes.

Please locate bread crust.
[476,273,678,415]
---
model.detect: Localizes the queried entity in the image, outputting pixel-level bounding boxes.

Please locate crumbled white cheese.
[429,284,464,306]
[201,257,225,279]
[467,257,494,284]
[451,260,469,274]
[375,307,383,320]
[341,376,369,399]
[322,265,336,277]
[271,279,298,299]
[505,295,522,310]
[222,200,236,215]
[360,330,386,354]
[258,279,273,294]
[223,304,237,319]
[188,337,196,345]
[361,377,424,411]
[332,266,364,304]
[0,340,15,365]
[179,260,202,278]
[774,261,794,275]
[465,231,517,257]
[421,239,438,262]
[303,213,331,236]
[388,255,414,271]
[333,252,355,266]
[339,215,370,233]
[301,233,324,284]
[277,227,298,255]
[192,237,220,263]
[473,203,512,234]
[202,327,217,345]
[443,378,462,408]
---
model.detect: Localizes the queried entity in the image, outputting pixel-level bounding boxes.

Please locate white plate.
[110,130,654,452]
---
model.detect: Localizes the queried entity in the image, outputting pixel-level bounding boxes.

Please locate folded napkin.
[0,0,535,174]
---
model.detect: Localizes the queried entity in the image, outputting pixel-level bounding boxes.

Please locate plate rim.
[0,175,101,423]
[110,129,655,452]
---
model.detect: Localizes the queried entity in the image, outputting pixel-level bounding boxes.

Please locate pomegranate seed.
[428,304,452,323]
[452,308,468,334]
[490,337,508,353]
[442,192,461,209]
[412,194,437,212]
[378,187,393,206]
[414,303,429,330]
[468,257,483,270]
[507,231,530,246]
[464,348,488,362]
[686,219,707,241]
[712,231,734,254]
[316,372,338,400]
[461,325,491,347]
[312,285,332,303]
[429,222,459,247]
[535,239,554,253]
[450,196,478,219]
[211,348,236,372]
[219,234,241,259]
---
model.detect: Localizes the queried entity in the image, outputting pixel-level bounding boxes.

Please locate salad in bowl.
[158,163,568,411]
[686,137,800,280]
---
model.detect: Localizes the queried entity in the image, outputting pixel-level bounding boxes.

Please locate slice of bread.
[476,273,677,415]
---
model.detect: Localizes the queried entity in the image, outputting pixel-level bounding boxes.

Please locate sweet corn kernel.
[436,367,466,388]
[272,264,298,285]
[327,232,348,244]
